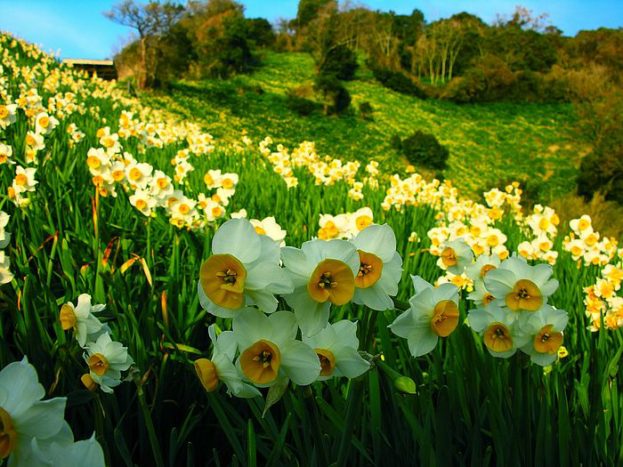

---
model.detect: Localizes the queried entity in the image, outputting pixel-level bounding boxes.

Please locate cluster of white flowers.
[0,211,12,285]
[316,207,374,240]
[0,357,104,466]
[563,215,618,267]
[194,219,403,398]
[60,294,133,393]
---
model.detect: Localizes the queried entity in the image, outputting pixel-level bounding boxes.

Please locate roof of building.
[62,59,114,66]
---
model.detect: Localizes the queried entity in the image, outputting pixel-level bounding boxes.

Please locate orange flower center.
[355,215,372,231]
[0,407,17,459]
[87,155,101,169]
[307,259,355,305]
[240,340,281,384]
[129,167,142,181]
[480,264,496,277]
[14,174,27,186]
[315,348,336,377]
[355,250,383,289]
[194,358,219,392]
[88,353,110,376]
[59,303,77,330]
[430,300,460,337]
[533,325,563,354]
[483,323,513,352]
[505,279,543,311]
[441,247,457,267]
[200,254,247,309]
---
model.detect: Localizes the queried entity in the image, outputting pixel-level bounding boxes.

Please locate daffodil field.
[0,33,622,466]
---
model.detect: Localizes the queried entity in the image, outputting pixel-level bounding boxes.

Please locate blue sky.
[0,0,621,59]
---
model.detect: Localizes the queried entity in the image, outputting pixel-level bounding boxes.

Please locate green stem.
[137,383,164,467]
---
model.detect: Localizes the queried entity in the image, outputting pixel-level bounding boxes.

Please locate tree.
[104,0,184,88]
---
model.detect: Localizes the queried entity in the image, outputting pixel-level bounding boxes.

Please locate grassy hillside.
[146,52,585,199]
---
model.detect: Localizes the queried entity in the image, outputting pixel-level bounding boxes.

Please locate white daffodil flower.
[465,254,501,283]
[59,294,106,348]
[302,320,370,381]
[0,357,69,466]
[467,303,531,358]
[195,324,261,399]
[232,309,320,387]
[31,431,105,467]
[484,256,559,313]
[389,276,460,357]
[83,333,134,393]
[350,224,402,311]
[437,238,474,275]
[250,217,287,247]
[198,219,293,318]
[281,239,359,337]
[0,211,10,249]
[519,305,568,366]
[0,251,13,285]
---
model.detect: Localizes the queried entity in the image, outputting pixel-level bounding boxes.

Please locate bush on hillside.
[576,132,623,204]
[319,44,358,81]
[368,64,427,99]
[286,89,318,116]
[358,101,374,120]
[394,131,449,170]
[314,73,351,115]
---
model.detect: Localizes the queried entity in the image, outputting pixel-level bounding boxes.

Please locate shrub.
[286,91,318,116]
[395,131,449,170]
[314,73,351,115]
[319,45,358,81]
[368,64,427,99]
[358,101,374,120]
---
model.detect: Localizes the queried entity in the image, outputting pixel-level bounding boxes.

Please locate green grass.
[146,52,584,200]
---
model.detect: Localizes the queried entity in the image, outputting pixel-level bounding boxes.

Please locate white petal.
[280,340,321,385]
[352,224,396,262]
[280,247,314,281]
[214,331,238,360]
[246,262,293,295]
[334,347,370,378]
[245,289,279,313]
[388,310,415,339]
[232,308,272,350]
[407,330,438,357]
[353,285,393,311]
[0,357,45,417]
[212,219,261,264]
[268,311,299,347]
[292,295,331,338]
[16,397,67,440]
[484,269,516,298]
[331,320,360,349]
[411,275,432,295]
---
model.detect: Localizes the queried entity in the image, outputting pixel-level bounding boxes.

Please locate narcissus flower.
[467,304,530,358]
[302,320,369,381]
[31,431,105,467]
[83,333,133,393]
[282,239,359,336]
[437,239,474,274]
[0,357,69,466]
[389,277,460,357]
[198,219,293,318]
[59,294,106,348]
[519,305,568,366]
[485,256,558,313]
[250,216,287,246]
[0,251,14,285]
[232,309,320,387]
[195,324,261,398]
[350,224,402,311]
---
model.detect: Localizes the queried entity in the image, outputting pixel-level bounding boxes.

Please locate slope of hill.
[146,52,585,199]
